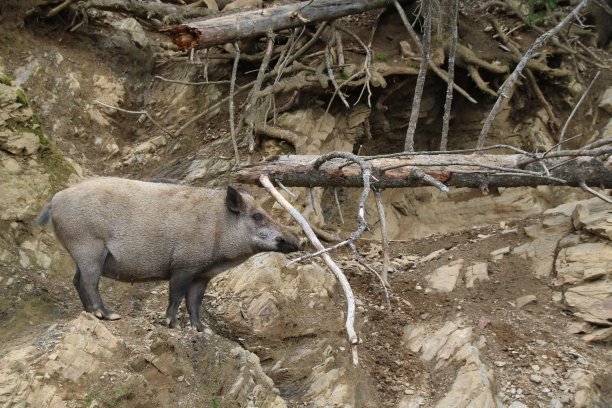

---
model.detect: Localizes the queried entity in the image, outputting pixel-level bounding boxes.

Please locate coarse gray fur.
[37,177,299,331]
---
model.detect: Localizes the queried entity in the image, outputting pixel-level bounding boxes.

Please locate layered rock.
[207,252,379,406]
[0,312,286,407]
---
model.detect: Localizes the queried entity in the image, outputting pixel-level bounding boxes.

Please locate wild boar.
[37,177,299,331]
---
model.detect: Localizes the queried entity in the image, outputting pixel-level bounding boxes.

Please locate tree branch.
[259,175,359,365]
[476,0,593,149]
[235,150,612,188]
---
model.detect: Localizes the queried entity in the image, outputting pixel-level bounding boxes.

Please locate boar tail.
[36,202,52,226]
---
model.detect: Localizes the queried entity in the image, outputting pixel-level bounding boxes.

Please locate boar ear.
[226,185,243,214]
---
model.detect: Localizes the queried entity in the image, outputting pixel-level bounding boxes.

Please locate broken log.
[163,0,411,51]
[234,151,612,189]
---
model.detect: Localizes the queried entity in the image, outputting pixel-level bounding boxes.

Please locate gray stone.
[516,295,537,310]
[0,131,39,155]
[599,87,612,113]
[490,246,510,260]
[399,40,413,58]
[564,280,612,326]
[110,18,149,49]
[425,259,464,293]
[555,243,612,285]
[465,262,489,288]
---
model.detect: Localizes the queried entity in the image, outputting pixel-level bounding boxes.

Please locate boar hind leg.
[72,246,121,321]
[165,272,193,329]
[186,278,210,332]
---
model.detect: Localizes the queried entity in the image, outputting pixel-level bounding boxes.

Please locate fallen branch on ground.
[260,175,360,365]
[163,0,410,51]
[235,148,612,189]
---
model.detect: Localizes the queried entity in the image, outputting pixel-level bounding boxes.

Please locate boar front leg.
[186,278,210,332]
[165,271,194,329]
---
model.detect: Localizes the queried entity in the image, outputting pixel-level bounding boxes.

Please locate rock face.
[0,69,76,277]
[402,320,499,408]
[0,313,286,408]
[506,197,612,342]
[207,252,378,406]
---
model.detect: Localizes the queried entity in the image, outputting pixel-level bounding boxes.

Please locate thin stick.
[558,71,600,150]
[579,181,612,204]
[393,0,477,104]
[93,100,173,137]
[477,0,593,149]
[403,0,431,152]
[334,187,345,225]
[490,19,558,128]
[334,23,345,66]
[229,41,241,164]
[260,175,359,365]
[275,178,296,199]
[203,48,209,81]
[45,0,77,17]
[246,31,276,153]
[440,0,459,151]
[335,26,373,107]
[349,242,390,309]
[373,189,390,287]
[154,75,229,85]
[176,59,308,137]
[325,43,350,108]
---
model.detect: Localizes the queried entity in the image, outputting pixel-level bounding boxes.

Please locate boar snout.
[275,232,300,253]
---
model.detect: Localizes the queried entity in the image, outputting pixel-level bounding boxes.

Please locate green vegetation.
[375,54,387,62]
[521,0,558,25]
[4,84,76,193]
[0,74,11,86]
[38,133,75,193]
[15,88,28,107]
[82,385,134,407]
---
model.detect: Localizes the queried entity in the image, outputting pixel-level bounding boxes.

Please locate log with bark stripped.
[233,151,612,189]
[162,0,412,51]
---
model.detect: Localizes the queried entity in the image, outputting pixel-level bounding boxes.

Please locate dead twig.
[578,182,612,204]
[403,0,432,152]
[477,0,593,149]
[229,41,241,164]
[558,71,600,150]
[440,0,459,151]
[45,0,77,17]
[490,18,559,129]
[333,188,345,225]
[348,242,390,308]
[93,100,173,137]
[260,175,359,365]
[373,189,390,287]
[154,75,229,85]
[245,31,276,153]
[393,0,477,104]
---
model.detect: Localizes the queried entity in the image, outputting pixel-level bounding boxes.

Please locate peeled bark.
[234,152,612,189]
[163,0,411,51]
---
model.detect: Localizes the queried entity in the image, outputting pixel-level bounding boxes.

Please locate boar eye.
[252,213,263,221]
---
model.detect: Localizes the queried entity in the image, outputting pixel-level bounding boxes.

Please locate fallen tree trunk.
[163,0,411,51]
[234,150,612,189]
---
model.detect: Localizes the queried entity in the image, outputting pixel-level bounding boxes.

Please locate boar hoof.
[92,310,121,320]
[165,317,179,329]
[192,322,205,332]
